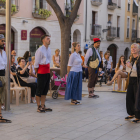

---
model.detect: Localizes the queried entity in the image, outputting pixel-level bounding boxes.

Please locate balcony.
[107,0,117,10]
[32,8,51,19]
[91,0,102,7]
[132,30,137,41]
[90,24,101,40]
[133,1,138,16]
[0,1,19,16]
[106,27,116,41]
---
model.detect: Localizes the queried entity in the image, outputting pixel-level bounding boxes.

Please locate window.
[128,0,130,11]
[127,18,130,38]
[117,16,120,37]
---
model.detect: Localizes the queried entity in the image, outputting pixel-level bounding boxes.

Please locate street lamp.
[102,20,112,33]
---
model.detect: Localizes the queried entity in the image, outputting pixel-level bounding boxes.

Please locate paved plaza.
[1,83,140,140]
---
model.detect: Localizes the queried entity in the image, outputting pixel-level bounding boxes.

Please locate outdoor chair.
[10,74,30,106]
[113,78,127,92]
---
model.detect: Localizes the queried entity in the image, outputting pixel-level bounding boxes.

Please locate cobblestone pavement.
[1,84,140,140]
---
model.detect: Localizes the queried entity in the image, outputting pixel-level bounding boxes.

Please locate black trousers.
[20,80,37,98]
[36,73,50,97]
[126,77,140,119]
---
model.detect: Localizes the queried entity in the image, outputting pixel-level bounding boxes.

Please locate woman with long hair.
[65,42,82,105]
[23,51,31,63]
[125,43,140,123]
[107,55,127,91]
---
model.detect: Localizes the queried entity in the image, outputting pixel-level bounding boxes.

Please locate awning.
[134,0,139,7]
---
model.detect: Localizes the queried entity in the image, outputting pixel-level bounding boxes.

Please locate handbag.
[89,58,99,69]
[18,76,36,83]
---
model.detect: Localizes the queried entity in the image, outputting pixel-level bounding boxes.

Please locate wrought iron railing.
[132,30,137,40]
[107,27,116,37]
[108,0,117,6]
[91,24,101,37]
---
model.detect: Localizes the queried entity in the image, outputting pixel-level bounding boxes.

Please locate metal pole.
[5,0,11,111]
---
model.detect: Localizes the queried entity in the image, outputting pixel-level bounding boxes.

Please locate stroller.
[51,71,67,99]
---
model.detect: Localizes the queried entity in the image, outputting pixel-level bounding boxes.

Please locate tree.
[46,0,82,77]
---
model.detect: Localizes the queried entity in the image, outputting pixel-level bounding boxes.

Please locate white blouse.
[0,50,7,70]
[34,45,51,68]
[116,64,123,71]
[68,52,82,72]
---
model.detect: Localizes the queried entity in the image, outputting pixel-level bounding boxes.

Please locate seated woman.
[107,55,127,91]
[103,51,115,80]
[17,57,37,103]
[52,49,61,68]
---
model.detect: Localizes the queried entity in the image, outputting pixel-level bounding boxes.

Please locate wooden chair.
[113,78,126,92]
[10,74,30,106]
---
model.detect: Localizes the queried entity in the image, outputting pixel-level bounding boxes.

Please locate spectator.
[65,42,82,105]
[107,55,127,91]
[52,49,61,68]
[16,57,21,69]
[11,50,16,56]
[17,57,37,103]
[10,55,17,83]
[23,51,31,63]
[103,51,115,80]
[28,56,36,78]
[125,43,140,123]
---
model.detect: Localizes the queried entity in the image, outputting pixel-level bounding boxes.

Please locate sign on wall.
[21,30,27,40]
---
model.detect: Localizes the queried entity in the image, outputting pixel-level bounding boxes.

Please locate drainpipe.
[85,0,87,42]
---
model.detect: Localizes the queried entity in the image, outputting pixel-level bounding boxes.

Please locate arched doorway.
[73,29,81,45]
[107,44,117,68]
[30,27,46,56]
[0,24,15,51]
[124,48,129,60]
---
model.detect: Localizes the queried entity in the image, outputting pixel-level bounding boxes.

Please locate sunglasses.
[1,40,5,42]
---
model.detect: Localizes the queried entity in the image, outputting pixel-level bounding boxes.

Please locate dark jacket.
[135,57,140,111]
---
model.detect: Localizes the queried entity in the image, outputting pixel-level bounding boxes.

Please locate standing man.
[0,34,11,123]
[85,38,101,98]
[34,35,52,113]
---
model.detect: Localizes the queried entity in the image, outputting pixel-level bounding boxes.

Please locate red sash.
[38,64,50,74]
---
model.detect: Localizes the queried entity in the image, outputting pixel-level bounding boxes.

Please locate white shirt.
[116,64,123,71]
[0,50,7,70]
[68,52,82,72]
[34,45,51,68]
[103,57,112,69]
[84,47,101,66]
